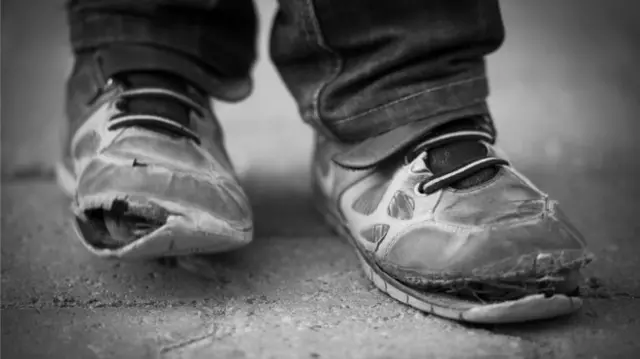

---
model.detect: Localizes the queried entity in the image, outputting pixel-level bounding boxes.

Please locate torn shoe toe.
[78,197,168,250]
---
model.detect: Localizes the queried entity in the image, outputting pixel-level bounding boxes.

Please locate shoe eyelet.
[413,182,428,196]
[113,98,126,112]
[189,110,203,124]
[403,154,413,166]
[407,152,430,173]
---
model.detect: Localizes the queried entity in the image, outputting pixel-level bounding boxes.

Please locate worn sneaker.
[312,119,592,324]
[56,64,252,259]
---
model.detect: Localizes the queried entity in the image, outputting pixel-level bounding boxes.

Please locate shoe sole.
[312,182,583,324]
[55,162,251,259]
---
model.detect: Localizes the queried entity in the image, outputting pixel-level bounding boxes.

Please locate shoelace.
[107,86,206,145]
[407,130,509,195]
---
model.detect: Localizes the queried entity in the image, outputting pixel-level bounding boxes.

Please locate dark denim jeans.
[66,0,505,145]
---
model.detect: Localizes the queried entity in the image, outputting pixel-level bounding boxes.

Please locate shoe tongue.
[426,118,498,189]
[120,72,191,127]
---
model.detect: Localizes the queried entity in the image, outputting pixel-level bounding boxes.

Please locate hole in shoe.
[76,197,169,250]
[415,269,583,303]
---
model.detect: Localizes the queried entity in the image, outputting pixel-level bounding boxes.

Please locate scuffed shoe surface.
[312,124,593,323]
[57,62,252,259]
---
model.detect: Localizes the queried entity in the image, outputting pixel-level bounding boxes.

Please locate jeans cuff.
[92,45,252,102]
[326,74,490,142]
[69,15,253,102]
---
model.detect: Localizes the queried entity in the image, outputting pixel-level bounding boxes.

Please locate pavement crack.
[580,280,640,299]
[2,289,639,312]
[580,292,640,299]
[159,324,218,354]
[0,298,193,310]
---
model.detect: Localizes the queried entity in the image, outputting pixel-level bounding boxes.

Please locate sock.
[427,118,498,189]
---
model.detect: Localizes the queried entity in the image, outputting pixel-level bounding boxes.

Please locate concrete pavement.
[3,0,640,358]
[3,165,640,358]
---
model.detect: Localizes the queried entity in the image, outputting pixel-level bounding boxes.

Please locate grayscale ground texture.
[2,1,640,358]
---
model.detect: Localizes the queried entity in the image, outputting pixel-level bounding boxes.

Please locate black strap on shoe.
[407,130,509,195]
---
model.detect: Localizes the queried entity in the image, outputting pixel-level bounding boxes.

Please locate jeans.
[66,0,505,144]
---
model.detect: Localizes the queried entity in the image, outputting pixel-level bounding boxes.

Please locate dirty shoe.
[57,64,252,259]
[312,118,592,324]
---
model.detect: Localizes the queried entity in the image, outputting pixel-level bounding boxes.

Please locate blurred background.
[2,0,640,178]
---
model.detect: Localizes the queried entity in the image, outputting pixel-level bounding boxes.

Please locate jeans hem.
[331,102,493,168]
[69,13,255,102]
[89,45,253,102]
[325,74,489,142]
